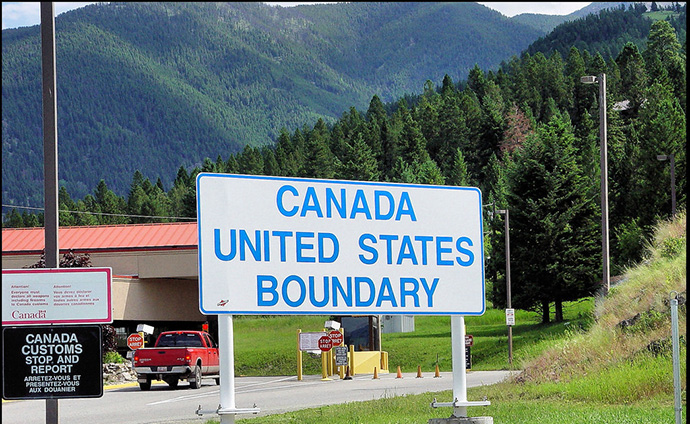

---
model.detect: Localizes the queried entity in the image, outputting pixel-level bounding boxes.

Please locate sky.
[2,2,593,30]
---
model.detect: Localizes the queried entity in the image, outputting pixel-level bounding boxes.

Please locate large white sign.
[197,174,485,315]
[2,268,113,325]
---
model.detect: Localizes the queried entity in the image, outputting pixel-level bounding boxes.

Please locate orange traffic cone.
[416,365,423,378]
[434,364,441,378]
[396,366,403,379]
[343,366,352,380]
[373,367,379,379]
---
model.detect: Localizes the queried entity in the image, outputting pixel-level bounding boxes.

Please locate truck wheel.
[139,379,151,391]
[190,365,202,389]
[164,377,179,389]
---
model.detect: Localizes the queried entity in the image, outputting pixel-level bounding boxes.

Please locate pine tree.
[302,119,336,179]
[616,42,648,114]
[446,148,470,186]
[58,186,77,226]
[504,113,599,323]
[340,134,380,182]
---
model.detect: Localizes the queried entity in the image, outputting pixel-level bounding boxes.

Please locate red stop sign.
[127,333,144,350]
[318,335,333,352]
[328,330,344,346]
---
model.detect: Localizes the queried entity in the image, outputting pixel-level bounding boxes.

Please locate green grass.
[223,392,682,424]
[231,299,595,377]
[229,394,684,424]
[383,299,594,373]
[233,315,330,376]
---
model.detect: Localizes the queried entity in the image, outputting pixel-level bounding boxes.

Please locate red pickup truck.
[132,330,220,390]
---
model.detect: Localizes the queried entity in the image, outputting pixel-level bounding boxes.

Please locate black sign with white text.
[2,325,102,399]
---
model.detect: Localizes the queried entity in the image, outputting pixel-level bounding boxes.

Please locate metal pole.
[598,73,610,295]
[41,3,60,423]
[669,154,676,217]
[450,316,467,418]
[504,210,512,366]
[218,315,236,424]
[670,295,682,424]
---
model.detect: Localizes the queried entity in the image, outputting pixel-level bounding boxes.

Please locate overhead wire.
[1,204,197,221]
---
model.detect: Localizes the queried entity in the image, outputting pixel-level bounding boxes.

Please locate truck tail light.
[185,354,191,363]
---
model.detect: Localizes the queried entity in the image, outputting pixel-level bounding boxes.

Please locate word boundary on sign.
[197,174,485,316]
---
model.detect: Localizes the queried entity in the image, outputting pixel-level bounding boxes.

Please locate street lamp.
[656,154,676,217]
[581,73,610,295]
[496,209,512,366]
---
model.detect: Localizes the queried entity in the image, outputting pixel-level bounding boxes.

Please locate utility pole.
[581,73,610,294]
[41,2,60,423]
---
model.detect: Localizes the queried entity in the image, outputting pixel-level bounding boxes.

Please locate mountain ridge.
[1,1,670,206]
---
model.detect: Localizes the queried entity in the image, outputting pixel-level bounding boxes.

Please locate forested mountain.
[509,2,643,34]
[524,2,686,60]
[512,2,682,36]
[2,1,543,205]
[3,3,686,322]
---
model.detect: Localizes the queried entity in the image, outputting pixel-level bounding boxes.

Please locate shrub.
[103,351,126,364]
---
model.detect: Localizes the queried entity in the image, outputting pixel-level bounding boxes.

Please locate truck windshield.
[157,333,203,347]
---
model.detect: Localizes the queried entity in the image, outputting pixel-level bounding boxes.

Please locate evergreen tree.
[340,134,380,181]
[302,119,336,179]
[635,82,686,227]
[565,46,588,124]
[446,148,470,186]
[238,146,264,175]
[645,20,686,111]
[504,113,600,323]
[3,209,25,228]
[616,42,648,114]
[58,186,77,226]
[94,180,127,224]
[435,90,467,176]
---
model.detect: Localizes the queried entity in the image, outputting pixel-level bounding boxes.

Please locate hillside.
[1,1,543,205]
[524,2,686,60]
[510,2,646,34]
[515,211,686,387]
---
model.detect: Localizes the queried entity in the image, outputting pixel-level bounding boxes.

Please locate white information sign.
[506,308,515,326]
[2,268,113,325]
[197,174,485,315]
[298,332,327,351]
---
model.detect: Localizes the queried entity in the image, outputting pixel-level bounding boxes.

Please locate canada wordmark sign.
[197,174,485,315]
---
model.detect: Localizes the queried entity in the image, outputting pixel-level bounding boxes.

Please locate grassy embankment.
[217,212,686,423]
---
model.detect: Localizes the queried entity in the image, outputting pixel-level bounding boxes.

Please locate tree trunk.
[555,300,564,322]
[541,300,550,323]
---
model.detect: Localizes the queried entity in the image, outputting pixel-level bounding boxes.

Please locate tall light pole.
[656,154,676,217]
[41,3,60,424]
[581,73,610,294]
[496,209,512,366]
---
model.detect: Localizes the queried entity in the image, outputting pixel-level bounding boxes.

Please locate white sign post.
[196,174,487,422]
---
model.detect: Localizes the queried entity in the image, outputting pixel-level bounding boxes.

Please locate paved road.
[2,371,513,423]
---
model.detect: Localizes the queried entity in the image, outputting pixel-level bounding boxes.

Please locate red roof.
[2,222,198,254]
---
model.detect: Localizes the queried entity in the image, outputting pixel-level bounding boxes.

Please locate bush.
[660,235,685,259]
[613,218,646,272]
[103,351,126,364]
[101,325,118,353]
